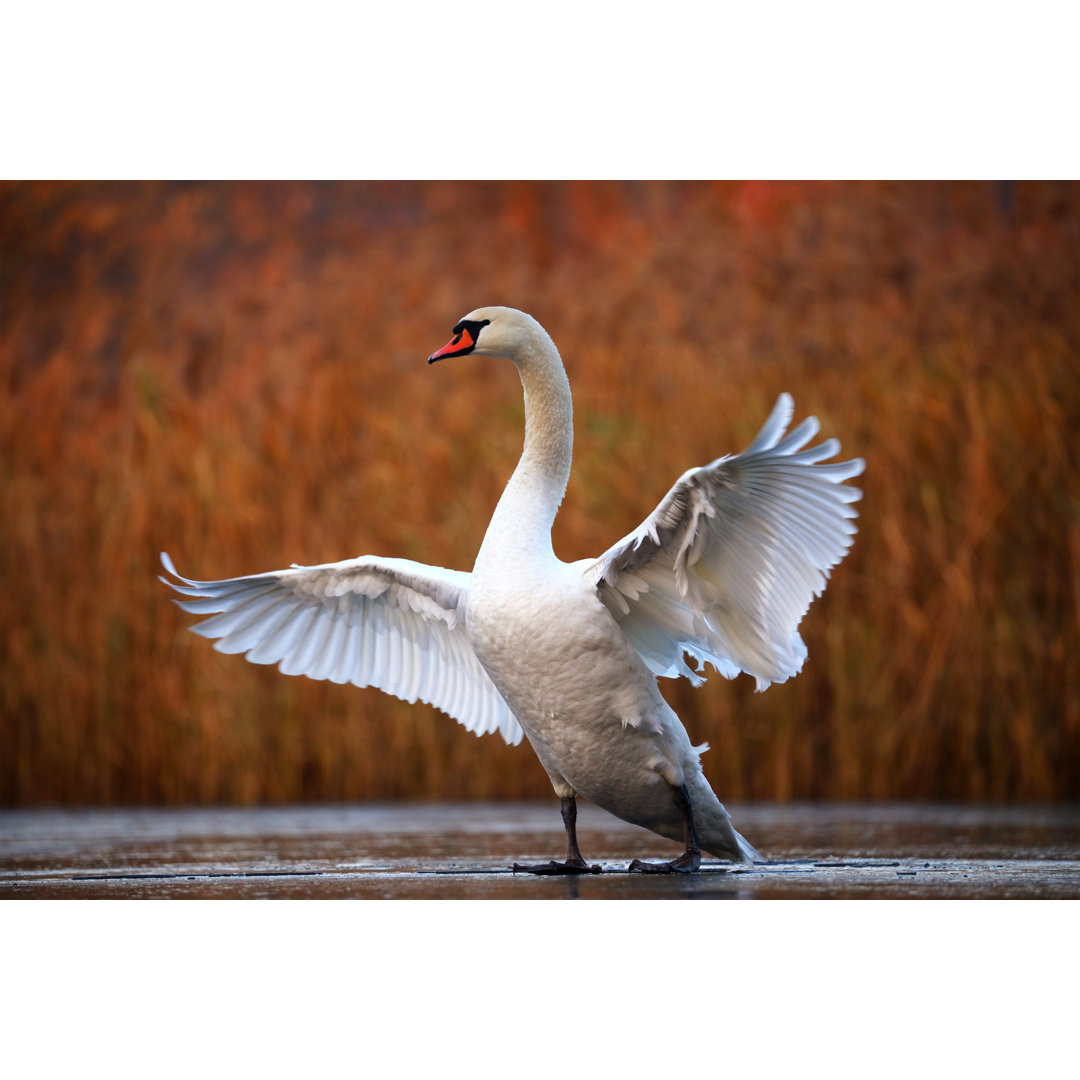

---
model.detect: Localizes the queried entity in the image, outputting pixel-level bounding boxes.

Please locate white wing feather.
[160,552,523,745]
[581,393,865,691]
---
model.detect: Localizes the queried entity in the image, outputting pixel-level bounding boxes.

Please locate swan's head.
[428,306,548,365]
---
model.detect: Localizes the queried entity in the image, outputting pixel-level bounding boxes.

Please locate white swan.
[162,306,864,874]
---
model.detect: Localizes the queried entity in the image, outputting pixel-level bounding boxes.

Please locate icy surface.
[2,802,1078,899]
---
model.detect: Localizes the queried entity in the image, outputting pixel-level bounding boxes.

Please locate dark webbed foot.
[513,794,602,874]
[513,859,602,876]
[628,849,701,874]
[628,782,703,874]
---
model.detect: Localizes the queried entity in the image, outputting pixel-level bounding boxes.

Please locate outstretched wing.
[161,552,523,745]
[580,393,865,691]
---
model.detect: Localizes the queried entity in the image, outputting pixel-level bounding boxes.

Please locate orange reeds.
[1,180,1077,805]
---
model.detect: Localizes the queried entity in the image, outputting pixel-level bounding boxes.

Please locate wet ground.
[2,802,1078,899]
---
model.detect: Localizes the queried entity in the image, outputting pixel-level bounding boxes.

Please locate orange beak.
[428,325,477,364]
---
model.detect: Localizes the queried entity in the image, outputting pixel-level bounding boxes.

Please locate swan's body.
[163,306,864,871]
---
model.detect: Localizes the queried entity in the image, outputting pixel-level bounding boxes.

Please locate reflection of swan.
[163,307,864,874]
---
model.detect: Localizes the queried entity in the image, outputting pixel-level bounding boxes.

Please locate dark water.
[2,802,1078,899]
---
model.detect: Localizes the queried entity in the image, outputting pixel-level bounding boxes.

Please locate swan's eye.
[452,319,490,340]
[454,319,489,337]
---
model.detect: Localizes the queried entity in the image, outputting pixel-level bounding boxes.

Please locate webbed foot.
[627,783,703,874]
[628,848,702,874]
[513,859,602,876]
[513,794,602,874]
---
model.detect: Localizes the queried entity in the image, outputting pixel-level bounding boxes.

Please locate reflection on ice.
[1,802,1077,899]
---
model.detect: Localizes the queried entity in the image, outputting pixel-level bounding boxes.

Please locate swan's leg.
[628,783,702,874]
[512,795,602,875]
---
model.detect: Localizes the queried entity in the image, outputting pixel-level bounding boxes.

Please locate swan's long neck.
[477,335,573,570]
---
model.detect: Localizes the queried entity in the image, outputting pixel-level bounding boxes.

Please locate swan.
[162,306,864,874]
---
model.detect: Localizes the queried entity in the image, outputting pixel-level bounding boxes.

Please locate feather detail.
[160,552,523,745]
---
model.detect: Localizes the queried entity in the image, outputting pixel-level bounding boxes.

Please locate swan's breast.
[466,563,671,738]
[466,562,702,822]
[466,563,629,692]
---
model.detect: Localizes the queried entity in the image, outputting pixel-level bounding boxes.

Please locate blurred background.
[1,180,1076,807]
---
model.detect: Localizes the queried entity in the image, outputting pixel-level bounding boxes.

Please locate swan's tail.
[690,773,764,863]
[607,771,763,863]
[699,821,763,864]
[730,827,763,865]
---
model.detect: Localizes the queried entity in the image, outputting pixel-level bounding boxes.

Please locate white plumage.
[162,554,523,745]
[163,306,864,873]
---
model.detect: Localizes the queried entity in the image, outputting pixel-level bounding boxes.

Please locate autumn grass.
[1,180,1077,806]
